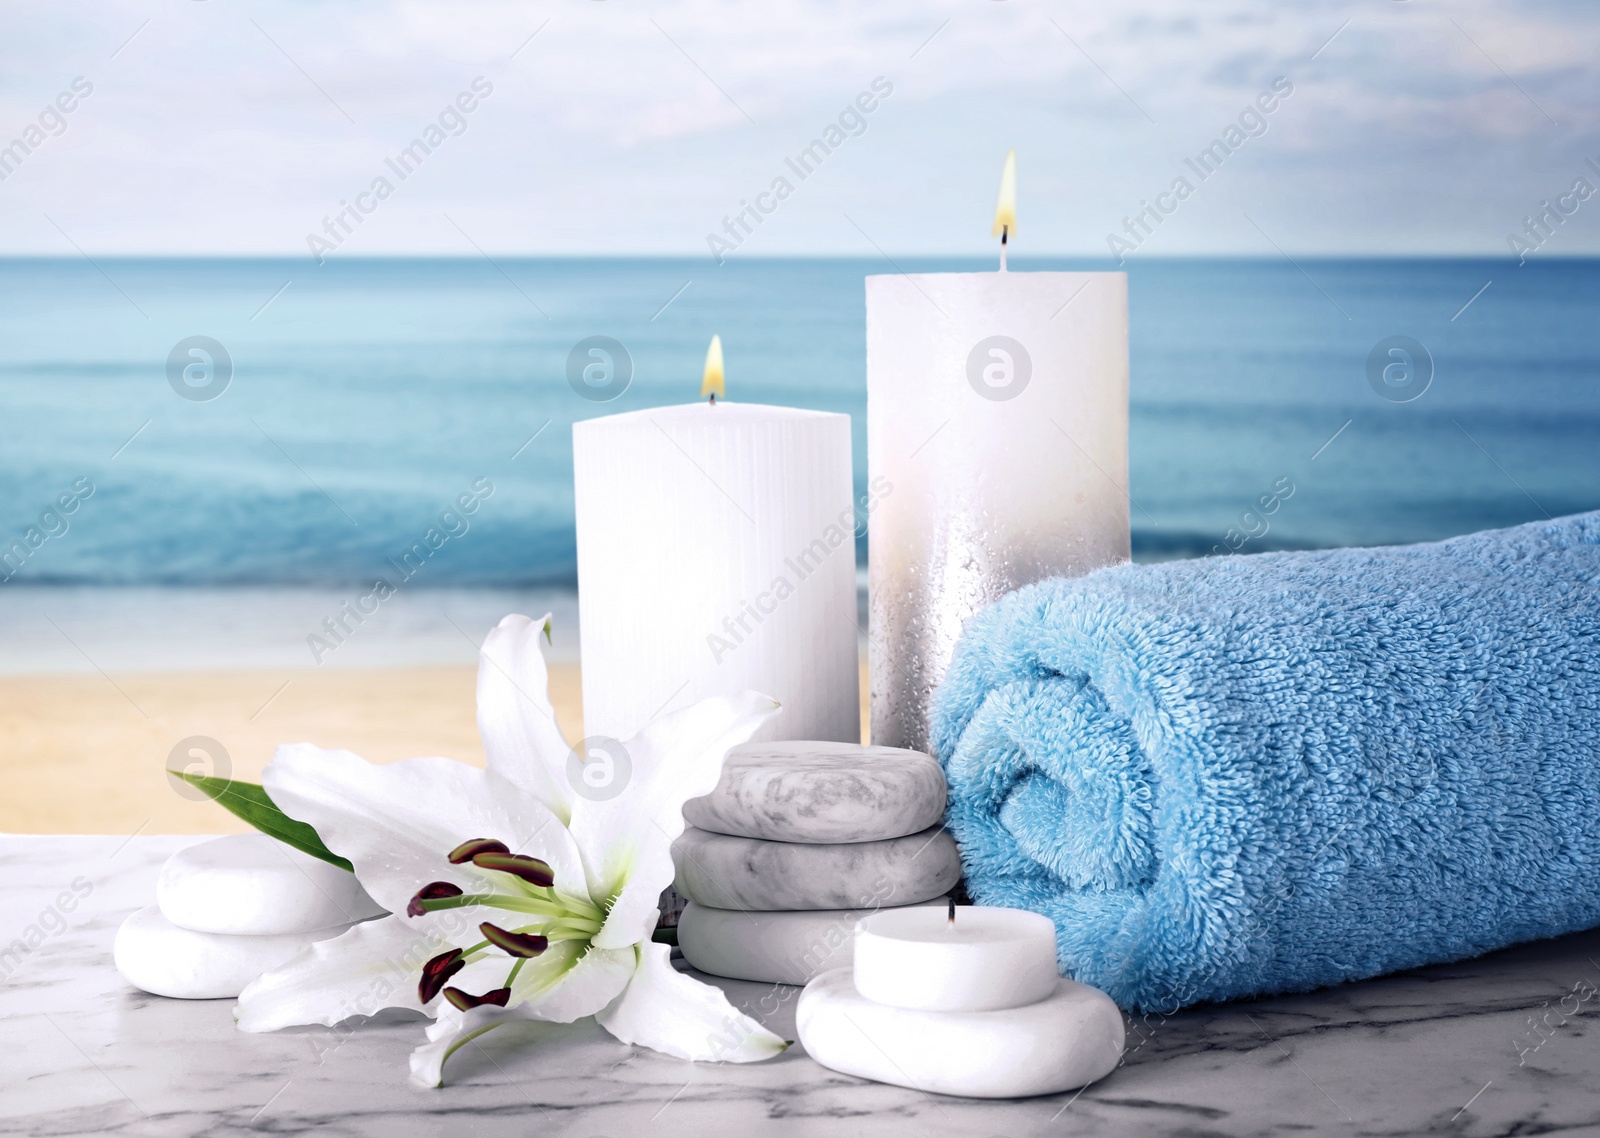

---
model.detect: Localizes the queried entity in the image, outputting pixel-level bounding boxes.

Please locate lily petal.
[408,944,638,1087]
[596,942,788,1063]
[572,693,779,949]
[409,1003,529,1089]
[477,613,575,825]
[262,744,585,927]
[512,942,637,1023]
[235,916,458,1030]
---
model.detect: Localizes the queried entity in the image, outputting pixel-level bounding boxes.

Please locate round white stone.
[684,741,946,843]
[797,968,1126,1099]
[673,825,961,911]
[157,833,384,935]
[678,900,943,985]
[114,905,353,1000]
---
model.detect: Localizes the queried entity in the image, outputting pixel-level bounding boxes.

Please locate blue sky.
[2,0,1597,258]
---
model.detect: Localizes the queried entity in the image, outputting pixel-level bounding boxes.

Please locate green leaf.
[174,771,353,872]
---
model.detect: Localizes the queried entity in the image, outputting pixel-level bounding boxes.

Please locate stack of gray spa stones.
[673,740,960,985]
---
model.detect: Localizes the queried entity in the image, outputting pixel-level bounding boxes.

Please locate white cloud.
[0,0,1596,255]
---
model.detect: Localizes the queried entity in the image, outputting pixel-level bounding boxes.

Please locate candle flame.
[701,334,725,401]
[991,149,1016,239]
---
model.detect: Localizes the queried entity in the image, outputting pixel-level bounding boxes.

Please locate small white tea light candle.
[854,902,1058,1012]
[800,903,1126,1098]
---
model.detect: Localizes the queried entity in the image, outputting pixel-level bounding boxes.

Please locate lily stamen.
[541,927,600,943]
[448,838,511,864]
[407,881,465,917]
[540,890,605,922]
[418,948,465,1004]
[443,986,512,1011]
[470,852,556,887]
[480,922,549,958]
[406,889,602,929]
[544,916,603,934]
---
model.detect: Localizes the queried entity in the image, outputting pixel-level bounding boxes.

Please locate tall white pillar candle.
[866,271,1129,752]
[574,401,858,745]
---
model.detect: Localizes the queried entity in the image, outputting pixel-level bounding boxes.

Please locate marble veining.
[683,743,946,844]
[3,835,1599,1136]
[672,826,961,911]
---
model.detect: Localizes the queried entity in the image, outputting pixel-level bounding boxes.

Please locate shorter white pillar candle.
[574,402,859,744]
[854,904,1058,1012]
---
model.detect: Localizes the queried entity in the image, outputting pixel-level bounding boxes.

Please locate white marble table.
[4,835,1598,1137]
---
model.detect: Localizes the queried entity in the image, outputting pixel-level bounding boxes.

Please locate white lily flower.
[234,612,788,1086]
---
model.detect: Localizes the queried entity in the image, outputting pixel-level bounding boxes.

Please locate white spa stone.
[672,825,961,911]
[114,905,353,1000]
[678,900,943,985]
[683,741,947,843]
[157,833,384,935]
[797,968,1126,1099]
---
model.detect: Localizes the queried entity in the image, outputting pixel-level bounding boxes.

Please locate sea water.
[2,255,1596,590]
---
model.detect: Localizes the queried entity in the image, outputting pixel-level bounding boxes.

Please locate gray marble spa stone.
[677,900,943,985]
[683,740,947,843]
[672,824,961,911]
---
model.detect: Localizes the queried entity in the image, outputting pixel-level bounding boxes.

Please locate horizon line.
[1,251,1594,263]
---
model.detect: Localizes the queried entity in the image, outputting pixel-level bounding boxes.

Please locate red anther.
[480,922,549,958]
[407,881,464,918]
[448,838,511,865]
[418,948,464,1004]
[443,986,512,1011]
[470,853,555,888]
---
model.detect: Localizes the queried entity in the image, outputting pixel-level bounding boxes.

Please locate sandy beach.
[2,661,870,835]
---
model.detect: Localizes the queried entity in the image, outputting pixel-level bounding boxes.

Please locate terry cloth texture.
[931,512,1600,1011]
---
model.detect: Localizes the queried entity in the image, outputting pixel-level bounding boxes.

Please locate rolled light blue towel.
[930,512,1600,1011]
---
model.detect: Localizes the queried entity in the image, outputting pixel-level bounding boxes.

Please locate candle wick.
[708,393,716,406]
[999,225,1008,273]
[947,898,956,926]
